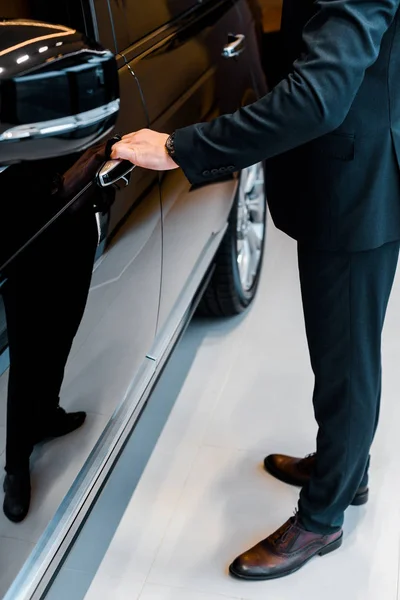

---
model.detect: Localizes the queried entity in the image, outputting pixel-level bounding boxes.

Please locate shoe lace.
[271,510,299,545]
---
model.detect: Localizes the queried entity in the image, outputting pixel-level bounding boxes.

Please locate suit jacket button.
[227,165,235,171]
[202,170,210,176]
[211,168,219,174]
[219,167,226,172]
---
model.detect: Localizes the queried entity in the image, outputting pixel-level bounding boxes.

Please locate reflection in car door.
[126,0,262,335]
[0,0,163,423]
[64,62,163,410]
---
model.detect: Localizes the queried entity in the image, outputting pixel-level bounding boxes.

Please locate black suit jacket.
[174,0,400,251]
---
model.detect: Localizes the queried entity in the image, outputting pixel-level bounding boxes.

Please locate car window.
[109,0,199,50]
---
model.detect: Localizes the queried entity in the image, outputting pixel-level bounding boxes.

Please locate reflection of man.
[112,0,400,582]
[0,143,110,522]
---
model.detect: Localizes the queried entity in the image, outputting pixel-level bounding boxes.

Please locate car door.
[64,60,163,411]
[0,0,162,423]
[236,0,269,98]
[107,0,261,339]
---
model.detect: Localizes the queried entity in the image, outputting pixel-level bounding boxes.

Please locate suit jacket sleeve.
[173,0,400,185]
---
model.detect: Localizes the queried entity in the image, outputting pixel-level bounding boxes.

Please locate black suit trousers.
[297,241,399,534]
[1,207,98,473]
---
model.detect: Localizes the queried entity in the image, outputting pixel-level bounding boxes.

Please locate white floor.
[81,221,400,600]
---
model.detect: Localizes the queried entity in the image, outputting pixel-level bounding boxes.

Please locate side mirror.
[0,19,120,166]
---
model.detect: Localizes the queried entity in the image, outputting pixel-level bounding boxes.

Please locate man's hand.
[110,129,179,171]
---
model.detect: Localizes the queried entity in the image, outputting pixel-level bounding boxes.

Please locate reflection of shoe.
[3,469,31,523]
[264,453,369,506]
[34,406,87,445]
[229,514,343,581]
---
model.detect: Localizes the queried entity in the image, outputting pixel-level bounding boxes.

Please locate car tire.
[198,161,267,317]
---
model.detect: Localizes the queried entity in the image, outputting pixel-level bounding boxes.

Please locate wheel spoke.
[238,238,252,290]
[236,161,266,292]
[248,227,262,281]
[243,164,257,194]
[247,222,262,254]
[247,195,264,222]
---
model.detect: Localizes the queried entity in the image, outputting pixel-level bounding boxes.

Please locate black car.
[0,1,267,597]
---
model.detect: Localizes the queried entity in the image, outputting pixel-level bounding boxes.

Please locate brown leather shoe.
[229,515,343,580]
[264,453,369,506]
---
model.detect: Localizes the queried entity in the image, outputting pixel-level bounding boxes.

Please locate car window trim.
[116,0,235,63]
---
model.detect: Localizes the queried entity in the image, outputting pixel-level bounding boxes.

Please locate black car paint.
[0,0,267,433]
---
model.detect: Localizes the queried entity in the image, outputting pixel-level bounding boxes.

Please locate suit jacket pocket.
[309,132,355,161]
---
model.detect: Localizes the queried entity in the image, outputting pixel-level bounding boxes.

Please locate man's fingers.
[110,142,137,164]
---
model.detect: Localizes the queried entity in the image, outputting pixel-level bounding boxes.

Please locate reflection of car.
[0,0,267,592]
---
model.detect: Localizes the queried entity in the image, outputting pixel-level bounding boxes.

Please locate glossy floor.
[71,220,400,600]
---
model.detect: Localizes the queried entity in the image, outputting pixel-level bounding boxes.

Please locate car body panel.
[62,63,163,406]
[126,0,261,333]
[0,0,267,414]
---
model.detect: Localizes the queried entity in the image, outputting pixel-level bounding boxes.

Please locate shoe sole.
[264,459,369,507]
[229,533,343,581]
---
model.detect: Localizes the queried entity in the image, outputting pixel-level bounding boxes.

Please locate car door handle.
[97,159,135,188]
[222,34,246,59]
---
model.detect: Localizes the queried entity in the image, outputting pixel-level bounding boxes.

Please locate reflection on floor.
[0,188,163,596]
[0,377,109,596]
[74,221,400,600]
